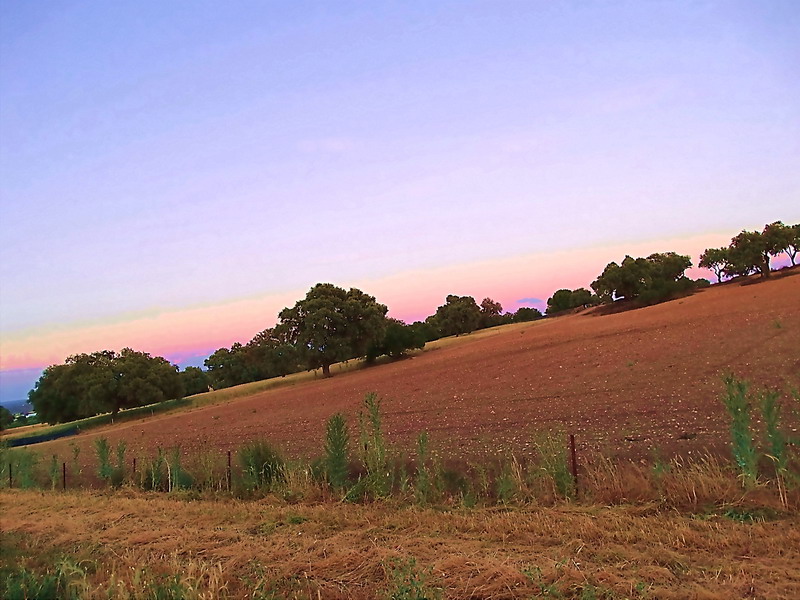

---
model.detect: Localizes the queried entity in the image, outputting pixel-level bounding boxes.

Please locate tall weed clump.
[357,392,391,498]
[721,374,758,486]
[324,413,350,490]
[761,389,787,474]
[95,438,127,487]
[414,432,432,505]
[533,431,575,499]
[238,439,285,492]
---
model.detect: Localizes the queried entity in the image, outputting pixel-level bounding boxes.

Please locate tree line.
[699,221,798,283]
[27,219,797,423]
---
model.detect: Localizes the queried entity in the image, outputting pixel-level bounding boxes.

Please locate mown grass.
[3,489,799,599]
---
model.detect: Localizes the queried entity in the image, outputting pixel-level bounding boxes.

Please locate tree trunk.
[322,363,331,378]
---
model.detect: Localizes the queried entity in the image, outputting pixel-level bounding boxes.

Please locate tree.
[432,295,481,337]
[699,247,730,283]
[763,221,797,267]
[180,366,211,396]
[366,318,426,361]
[246,327,301,379]
[546,288,596,315]
[479,297,504,328]
[204,344,251,389]
[727,230,770,278]
[276,283,388,377]
[29,349,183,424]
[788,224,800,266]
[512,307,543,322]
[0,406,13,430]
[591,252,693,303]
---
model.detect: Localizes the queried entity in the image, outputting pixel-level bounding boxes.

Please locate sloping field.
[38,272,800,465]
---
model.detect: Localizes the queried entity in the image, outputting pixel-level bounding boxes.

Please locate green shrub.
[722,374,758,486]
[534,432,575,499]
[142,448,167,491]
[239,440,285,491]
[94,437,113,481]
[414,432,431,505]
[167,447,193,491]
[358,392,390,498]
[761,388,787,473]
[324,413,350,490]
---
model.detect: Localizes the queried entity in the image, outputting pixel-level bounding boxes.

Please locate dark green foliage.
[167,447,193,491]
[94,437,113,481]
[277,283,388,377]
[358,392,390,498]
[205,328,303,389]
[722,375,758,486]
[431,294,481,336]
[239,440,285,491]
[512,306,543,322]
[367,319,426,362]
[2,567,75,600]
[414,432,431,505]
[761,389,787,473]
[546,288,596,315]
[478,297,504,328]
[143,448,167,491]
[0,406,12,430]
[699,247,730,283]
[29,348,183,424]
[179,366,211,396]
[12,450,39,489]
[324,413,350,489]
[534,433,575,499]
[591,252,693,304]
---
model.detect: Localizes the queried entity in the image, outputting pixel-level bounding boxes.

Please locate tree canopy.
[432,294,482,337]
[29,349,183,424]
[546,288,596,315]
[699,221,798,281]
[276,283,388,377]
[591,252,693,304]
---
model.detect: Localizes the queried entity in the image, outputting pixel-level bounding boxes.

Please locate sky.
[1,1,798,405]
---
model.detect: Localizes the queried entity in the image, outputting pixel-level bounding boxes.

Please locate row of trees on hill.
[541,221,798,315]
[699,221,798,283]
[28,219,797,422]
[202,285,543,390]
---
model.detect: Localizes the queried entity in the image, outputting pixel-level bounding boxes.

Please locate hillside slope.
[40,272,800,463]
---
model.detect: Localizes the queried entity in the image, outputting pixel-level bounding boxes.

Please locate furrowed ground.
[20,270,800,468]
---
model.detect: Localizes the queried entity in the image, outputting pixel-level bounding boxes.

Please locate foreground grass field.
[3,488,800,599]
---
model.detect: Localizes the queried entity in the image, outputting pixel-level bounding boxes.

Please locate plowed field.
[37,271,800,464]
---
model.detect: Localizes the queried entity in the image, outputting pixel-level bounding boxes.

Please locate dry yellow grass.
[3,488,800,599]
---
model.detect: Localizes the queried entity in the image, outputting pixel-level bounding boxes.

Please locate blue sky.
[1,1,798,403]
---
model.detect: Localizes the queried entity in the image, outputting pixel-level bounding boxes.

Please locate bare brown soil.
[37,271,800,465]
[3,489,800,599]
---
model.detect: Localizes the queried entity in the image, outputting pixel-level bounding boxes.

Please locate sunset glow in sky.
[1,1,798,403]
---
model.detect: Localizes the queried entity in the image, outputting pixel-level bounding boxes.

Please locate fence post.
[569,434,578,495]
[226,450,232,492]
[62,462,66,491]
[133,457,136,475]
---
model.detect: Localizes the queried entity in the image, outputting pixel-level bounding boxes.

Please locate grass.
[2,489,799,599]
